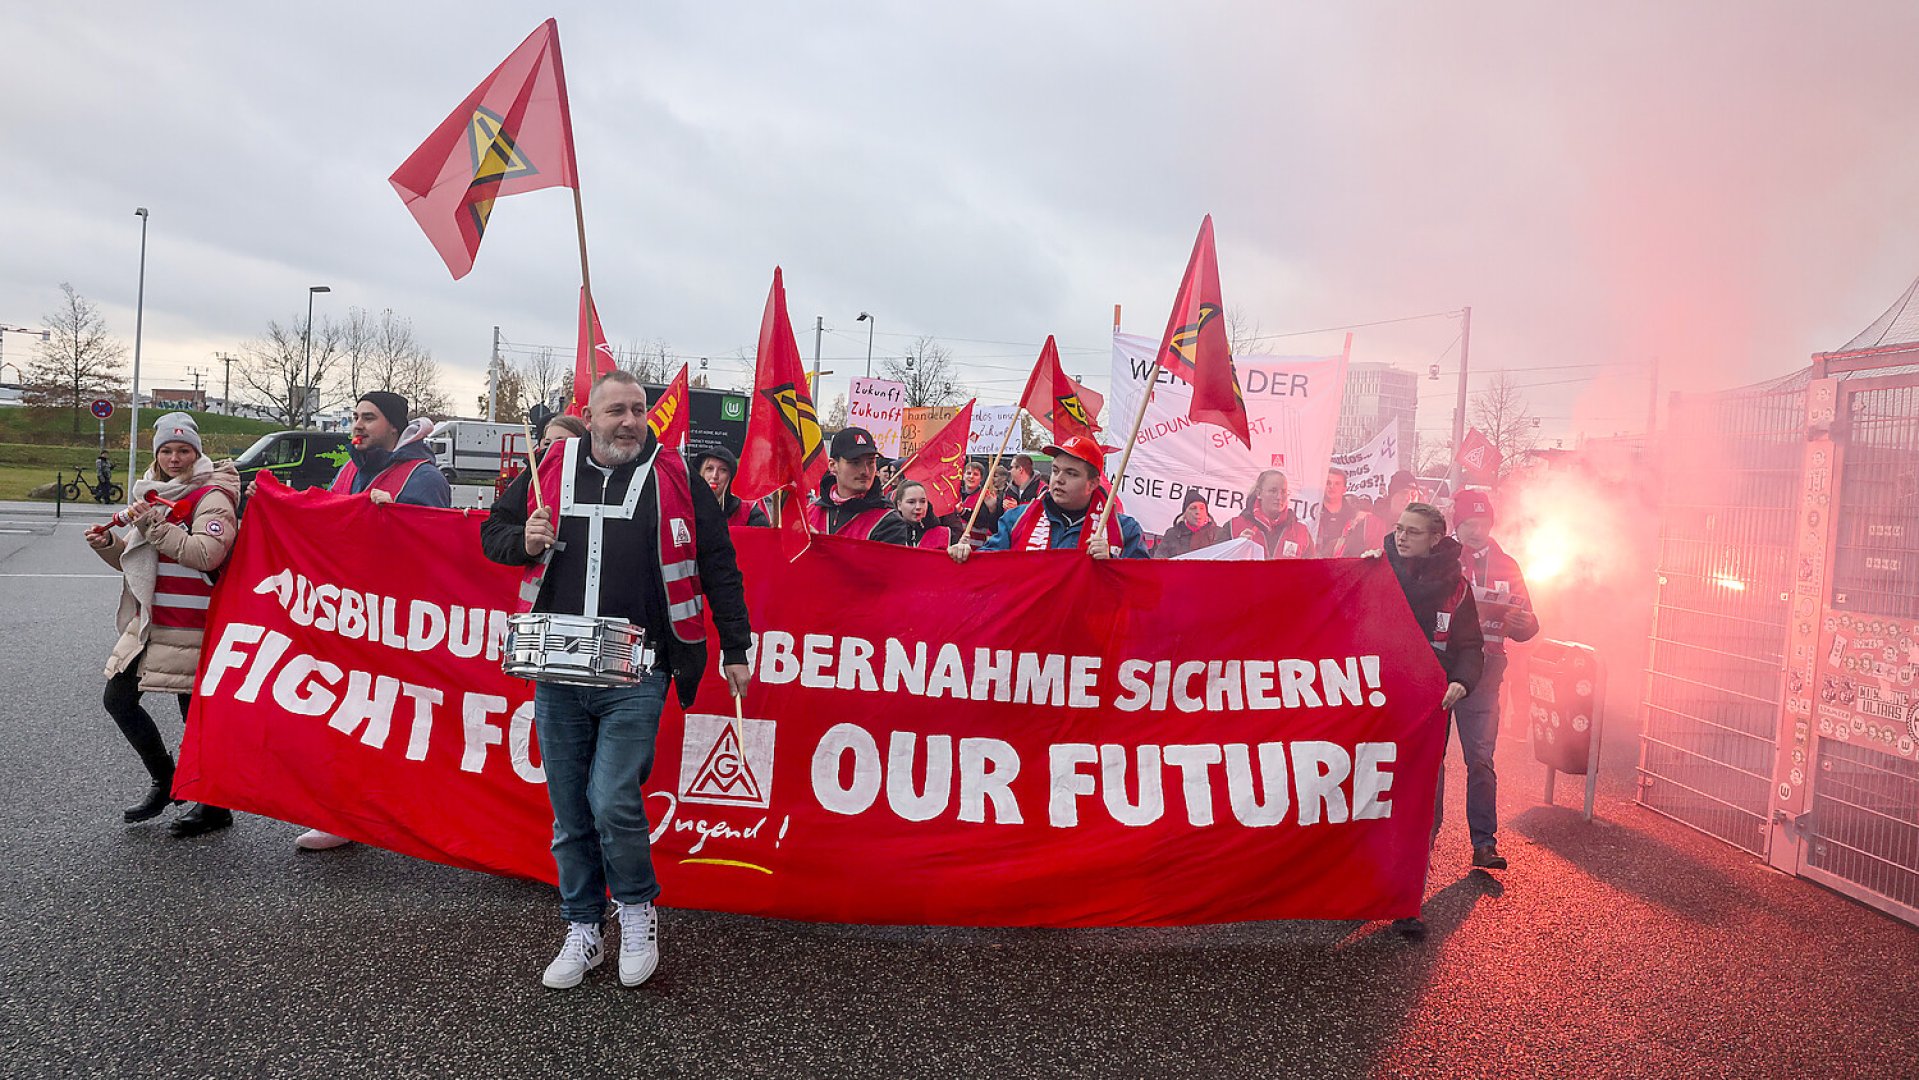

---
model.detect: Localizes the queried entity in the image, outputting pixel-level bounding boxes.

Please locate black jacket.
[811,477,915,545]
[479,435,752,708]
[1008,476,1043,505]
[1383,536,1485,694]
[941,485,1001,540]
[720,491,771,528]
[1154,519,1228,559]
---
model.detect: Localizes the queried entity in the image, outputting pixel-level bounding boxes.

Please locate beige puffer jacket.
[94,461,243,693]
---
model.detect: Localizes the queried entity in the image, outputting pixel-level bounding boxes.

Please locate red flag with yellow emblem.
[389,19,578,280]
[1153,215,1251,446]
[902,399,975,517]
[735,268,826,503]
[1018,336,1103,442]
[646,364,691,450]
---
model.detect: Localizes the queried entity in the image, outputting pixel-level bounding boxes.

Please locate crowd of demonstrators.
[1447,490,1540,872]
[950,436,1148,561]
[1155,491,1227,559]
[328,391,453,507]
[692,447,770,527]
[1228,469,1314,559]
[86,413,241,838]
[297,392,452,854]
[481,371,753,989]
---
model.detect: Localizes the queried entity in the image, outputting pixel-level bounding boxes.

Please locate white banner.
[1108,332,1348,538]
[849,378,907,457]
[966,404,1021,457]
[1331,424,1400,502]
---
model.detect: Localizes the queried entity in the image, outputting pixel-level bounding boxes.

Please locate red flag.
[1018,336,1104,442]
[566,288,619,416]
[903,399,975,516]
[1153,215,1251,446]
[647,364,692,450]
[735,268,826,503]
[389,20,579,280]
[1455,428,1502,479]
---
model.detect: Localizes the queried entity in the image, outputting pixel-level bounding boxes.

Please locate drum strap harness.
[517,437,707,645]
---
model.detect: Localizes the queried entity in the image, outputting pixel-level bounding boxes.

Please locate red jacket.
[1229,509,1314,560]
[1461,536,1537,655]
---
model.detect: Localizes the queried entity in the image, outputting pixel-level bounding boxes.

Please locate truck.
[427,420,526,484]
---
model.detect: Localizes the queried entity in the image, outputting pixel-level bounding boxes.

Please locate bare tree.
[342,308,450,417]
[1225,304,1263,357]
[23,283,127,431]
[1469,370,1540,478]
[824,393,848,430]
[879,337,962,407]
[1415,434,1452,476]
[615,339,676,384]
[1019,413,1045,451]
[517,346,568,415]
[236,315,344,427]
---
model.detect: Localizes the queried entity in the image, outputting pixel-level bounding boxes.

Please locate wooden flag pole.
[732,689,747,755]
[963,409,1023,540]
[1092,375,1157,537]
[572,187,596,327]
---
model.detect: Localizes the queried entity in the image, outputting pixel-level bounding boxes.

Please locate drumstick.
[732,691,747,751]
[522,421,545,512]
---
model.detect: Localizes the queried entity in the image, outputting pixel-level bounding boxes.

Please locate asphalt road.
[2,511,1916,1079]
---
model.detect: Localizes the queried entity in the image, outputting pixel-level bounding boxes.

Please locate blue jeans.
[1441,653,1507,849]
[534,674,671,923]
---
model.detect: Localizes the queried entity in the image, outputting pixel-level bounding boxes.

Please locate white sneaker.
[541,922,604,989]
[615,900,659,987]
[295,829,353,851]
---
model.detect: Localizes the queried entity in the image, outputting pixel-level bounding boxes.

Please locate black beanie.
[359,390,408,431]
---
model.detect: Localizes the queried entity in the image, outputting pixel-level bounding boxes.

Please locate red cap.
[1454,488,1495,523]
[1044,434,1106,478]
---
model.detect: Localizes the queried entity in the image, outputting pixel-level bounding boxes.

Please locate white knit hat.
[151,412,203,455]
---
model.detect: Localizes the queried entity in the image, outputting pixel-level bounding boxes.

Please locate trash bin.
[1524,639,1604,818]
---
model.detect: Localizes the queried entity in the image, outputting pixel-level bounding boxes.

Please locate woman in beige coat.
[86,413,241,837]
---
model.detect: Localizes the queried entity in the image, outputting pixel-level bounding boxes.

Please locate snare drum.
[504,613,655,687]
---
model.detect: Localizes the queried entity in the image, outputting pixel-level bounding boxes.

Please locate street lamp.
[129,208,149,479]
[856,311,874,378]
[303,285,331,427]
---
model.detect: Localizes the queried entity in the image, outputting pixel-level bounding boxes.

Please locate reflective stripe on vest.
[516,438,706,644]
[152,554,214,630]
[330,457,429,498]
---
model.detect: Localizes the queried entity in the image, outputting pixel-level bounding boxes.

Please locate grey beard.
[591,433,642,467]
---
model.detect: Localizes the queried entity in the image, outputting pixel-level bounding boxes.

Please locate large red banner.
[178,479,1447,926]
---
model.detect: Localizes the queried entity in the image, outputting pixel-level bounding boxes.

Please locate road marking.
[0,573,121,579]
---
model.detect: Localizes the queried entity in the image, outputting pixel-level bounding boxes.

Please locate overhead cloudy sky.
[8,1,1919,445]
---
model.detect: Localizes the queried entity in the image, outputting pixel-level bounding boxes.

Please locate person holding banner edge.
[479,371,752,989]
[950,435,1148,560]
[1371,500,1485,939]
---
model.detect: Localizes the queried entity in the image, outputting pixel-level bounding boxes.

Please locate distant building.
[151,388,207,411]
[1336,362,1417,455]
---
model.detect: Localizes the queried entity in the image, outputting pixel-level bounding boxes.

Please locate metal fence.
[1832,383,1919,621]
[1637,375,1805,854]
[1809,738,1919,913]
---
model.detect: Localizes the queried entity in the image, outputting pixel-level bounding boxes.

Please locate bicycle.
[64,467,125,505]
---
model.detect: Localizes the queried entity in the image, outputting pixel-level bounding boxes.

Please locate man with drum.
[480,371,752,990]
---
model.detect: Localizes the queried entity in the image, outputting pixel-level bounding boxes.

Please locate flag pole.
[522,420,546,512]
[572,188,595,328]
[963,409,1023,540]
[1092,375,1157,536]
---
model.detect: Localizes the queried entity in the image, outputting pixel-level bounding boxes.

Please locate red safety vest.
[726,498,760,527]
[803,500,892,540]
[1006,492,1124,552]
[329,457,429,498]
[149,484,223,631]
[515,438,706,645]
[916,524,952,550]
